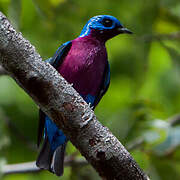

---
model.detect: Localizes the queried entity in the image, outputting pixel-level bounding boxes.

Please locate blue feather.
[81,94,96,105]
[80,15,123,37]
[45,116,67,152]
[45,41,72,68]
[37,15,132,176]
[43,42,72,153]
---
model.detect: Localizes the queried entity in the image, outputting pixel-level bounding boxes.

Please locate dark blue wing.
[45,41,72,69]
[93,61,110,108]
[37,41,72,146]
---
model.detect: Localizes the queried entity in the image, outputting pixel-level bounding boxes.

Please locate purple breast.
[58,36,107,96]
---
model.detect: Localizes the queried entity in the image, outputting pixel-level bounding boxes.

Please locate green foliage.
[0,0,180,179]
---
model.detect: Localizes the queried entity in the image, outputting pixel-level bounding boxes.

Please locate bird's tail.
[36,137,66,176]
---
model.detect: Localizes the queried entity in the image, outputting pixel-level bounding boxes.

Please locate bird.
[36,15,132,176]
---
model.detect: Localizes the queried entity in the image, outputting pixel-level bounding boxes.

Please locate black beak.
[117,27,133,34]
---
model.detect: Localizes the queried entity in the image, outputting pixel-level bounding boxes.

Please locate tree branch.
[1,139,144,176]
[127,138,145,151]
[0,12,149,180]
[1,140,145,176]
[2,156,88,175]
[140,31,180,42]
[168,113,180,126]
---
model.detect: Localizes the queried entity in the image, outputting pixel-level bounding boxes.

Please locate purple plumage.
[58,35,107,96]
[36,15,132,177]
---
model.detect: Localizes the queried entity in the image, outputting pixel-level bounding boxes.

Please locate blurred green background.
[0,0,180,179]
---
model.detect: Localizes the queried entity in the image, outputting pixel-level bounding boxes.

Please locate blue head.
[80,15,132,41]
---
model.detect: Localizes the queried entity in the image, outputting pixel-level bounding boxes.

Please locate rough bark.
[0,12,149,180]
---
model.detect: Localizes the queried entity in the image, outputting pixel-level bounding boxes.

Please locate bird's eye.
[102,19,113,27]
